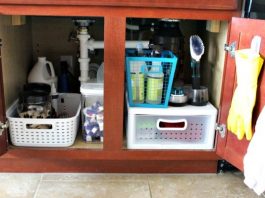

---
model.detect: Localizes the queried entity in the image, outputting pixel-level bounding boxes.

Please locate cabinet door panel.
[216,17,265,171]
[0,41,8,155]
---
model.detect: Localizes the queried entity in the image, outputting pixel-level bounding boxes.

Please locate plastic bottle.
[51,82,59,117]
[58,61,70,93]
[131,72,145,103]
[28,57,57,87]
[136,43,144,57]
[130,43,145,103]
[146,46,164,104]
[97,62,104,83]
[58,61,79,93]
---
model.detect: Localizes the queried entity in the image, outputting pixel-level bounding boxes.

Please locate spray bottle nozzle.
[51,82,57,95]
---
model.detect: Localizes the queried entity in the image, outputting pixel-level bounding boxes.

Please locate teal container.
[126,50,178,108]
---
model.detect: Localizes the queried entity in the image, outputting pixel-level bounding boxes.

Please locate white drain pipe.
[77,27,149,83]
[86,39,149,51]
[77,27,91,83]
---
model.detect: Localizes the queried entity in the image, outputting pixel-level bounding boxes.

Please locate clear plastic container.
[17,83,53,119]
[80,83,104,142]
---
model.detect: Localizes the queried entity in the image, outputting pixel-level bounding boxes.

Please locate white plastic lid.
[148,63,164,78]
[80,83,104,95]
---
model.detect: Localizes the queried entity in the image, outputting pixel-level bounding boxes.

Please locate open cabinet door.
[216,17,265,171]
[0,39,8,155]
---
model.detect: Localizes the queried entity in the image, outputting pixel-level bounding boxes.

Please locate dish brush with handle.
[189,35,205,89]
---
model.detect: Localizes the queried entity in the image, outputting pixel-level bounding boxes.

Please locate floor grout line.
[147,178,153,198]
[33,174,43,198]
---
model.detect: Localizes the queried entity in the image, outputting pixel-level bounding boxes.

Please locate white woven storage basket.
[6,93,81,147]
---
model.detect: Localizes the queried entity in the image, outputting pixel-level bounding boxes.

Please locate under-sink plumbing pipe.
[126,23,140,31]
[125,41,149,49]
[77,26,149,83]
[86,40,150,51]
[77,27,91,83]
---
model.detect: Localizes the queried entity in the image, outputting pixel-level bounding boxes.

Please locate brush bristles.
[190,35,205,61]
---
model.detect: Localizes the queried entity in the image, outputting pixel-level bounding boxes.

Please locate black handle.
[191,59,200,89]
[192,77,200,89]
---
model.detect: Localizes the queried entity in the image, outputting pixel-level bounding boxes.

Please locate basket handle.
[156,118,188,131]
[23,119,54,130]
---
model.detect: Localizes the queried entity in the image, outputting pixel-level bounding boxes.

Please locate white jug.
[28,57,57,87]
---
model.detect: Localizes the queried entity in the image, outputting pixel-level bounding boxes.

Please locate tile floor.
[0,172,262,198]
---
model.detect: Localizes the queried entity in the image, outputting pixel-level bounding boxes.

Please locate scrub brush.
[190,35,205,89]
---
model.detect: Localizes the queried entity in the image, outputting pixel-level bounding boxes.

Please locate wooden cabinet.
[0,0,263,173]
[216,17,265,170]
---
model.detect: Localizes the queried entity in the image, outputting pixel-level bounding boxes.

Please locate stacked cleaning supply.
[80,83,104,142]
[83,101,104,142]
[244,106,265,196]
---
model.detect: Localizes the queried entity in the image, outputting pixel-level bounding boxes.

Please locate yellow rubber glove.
[227,49,264,140]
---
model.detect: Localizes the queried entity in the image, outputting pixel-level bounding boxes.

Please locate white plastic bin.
[7,93,81,147]
[126,102,217,149]
[80,83,104,142]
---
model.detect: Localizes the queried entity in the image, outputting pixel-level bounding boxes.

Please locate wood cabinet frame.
[0,0,242,172]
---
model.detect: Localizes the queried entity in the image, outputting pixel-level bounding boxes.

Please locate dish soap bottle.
[146,46,164,104]
[130,43,145,103]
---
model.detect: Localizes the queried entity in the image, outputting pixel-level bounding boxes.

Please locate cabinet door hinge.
[224,41,236,58]
[0,121,8,136]
[216,123,226,138]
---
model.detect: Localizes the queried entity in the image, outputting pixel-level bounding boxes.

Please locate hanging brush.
[189,35,205,89]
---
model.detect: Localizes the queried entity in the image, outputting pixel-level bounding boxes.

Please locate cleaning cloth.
[244,106,265,195]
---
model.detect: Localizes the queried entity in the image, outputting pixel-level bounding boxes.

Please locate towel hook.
[224,41,236,57]
[251,35,262,55]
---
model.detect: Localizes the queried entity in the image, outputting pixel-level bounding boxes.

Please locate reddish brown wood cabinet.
[216,18,265,170]
[0,0,264,173]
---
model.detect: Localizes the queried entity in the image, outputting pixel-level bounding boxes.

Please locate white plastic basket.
[6,93,81,147]
[126,102,217,149]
